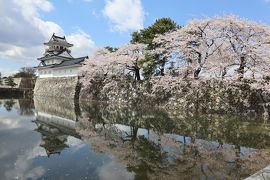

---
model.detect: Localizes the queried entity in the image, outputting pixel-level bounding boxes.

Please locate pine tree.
[0,72,2,86]
[131,18,180,78]
[5,77,17,88]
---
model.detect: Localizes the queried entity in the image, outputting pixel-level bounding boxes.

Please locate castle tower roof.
[44,33,73,47]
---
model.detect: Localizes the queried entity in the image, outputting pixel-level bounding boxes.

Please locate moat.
[0,98,269,180]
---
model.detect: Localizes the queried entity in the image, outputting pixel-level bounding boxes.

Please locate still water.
[0,98,269,180]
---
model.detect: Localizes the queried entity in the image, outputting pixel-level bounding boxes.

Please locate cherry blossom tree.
[153,18,225,79]
[81,43,145,90]
[218,16,270,79]
[153,16,270,80]
[82,16,270,86]
[114,43,145,80]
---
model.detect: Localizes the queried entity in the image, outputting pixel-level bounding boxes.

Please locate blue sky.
[46,0,270,47]
[0,0,270,76]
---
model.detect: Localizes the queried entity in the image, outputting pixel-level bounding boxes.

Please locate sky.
[0,0,270,76]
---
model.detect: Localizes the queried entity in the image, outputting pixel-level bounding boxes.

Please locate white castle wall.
[37,66,80,78]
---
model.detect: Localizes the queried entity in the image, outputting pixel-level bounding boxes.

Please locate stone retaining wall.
[34,96,79,120]
[34,77,80,99]
[80,79,270,119]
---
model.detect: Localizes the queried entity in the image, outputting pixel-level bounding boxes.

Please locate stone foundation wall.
[34,96,79,120]
[34,77,80,99]
[80,79,270,119]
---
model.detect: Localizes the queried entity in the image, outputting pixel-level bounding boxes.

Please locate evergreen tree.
[131,18,180,78]
[5,77,17,88]
[104,46,118,53]
[0,72,2,86]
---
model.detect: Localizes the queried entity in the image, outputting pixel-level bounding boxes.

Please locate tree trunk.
[194,68,201,79]
[160,58,166,76]
[193,52,202,79]
[222,67,227,79]
[237,56,246,80]
[131,127,138,142]
[183,69,190,79]
[135,68,141,80]
[160,68,165,76]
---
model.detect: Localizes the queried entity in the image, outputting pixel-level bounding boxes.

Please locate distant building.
[35,33,88,78]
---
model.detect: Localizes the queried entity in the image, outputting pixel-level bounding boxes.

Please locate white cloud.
[92,10,100,18]
[0,117,20,129]
[102,0,145,32]
[4,142,46,180]
[67,0,93,4]
[67,30,96,57]
[0,67,18,77]
[0,0,96,76]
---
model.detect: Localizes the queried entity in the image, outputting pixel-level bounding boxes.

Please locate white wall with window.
[37,66,80,78]
[44,59,62,66]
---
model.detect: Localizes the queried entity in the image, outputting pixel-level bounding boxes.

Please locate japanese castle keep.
[34,34,88,98]
[36,33,88,78]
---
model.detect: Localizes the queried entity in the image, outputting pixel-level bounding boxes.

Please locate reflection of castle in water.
[33,97,81,156]
[33,119,69,156]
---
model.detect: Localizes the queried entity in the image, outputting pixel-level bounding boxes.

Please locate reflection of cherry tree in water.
[4,100,15,111]
[76,102,270,179]
[77,103,171,178]
[178,110,268,179]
